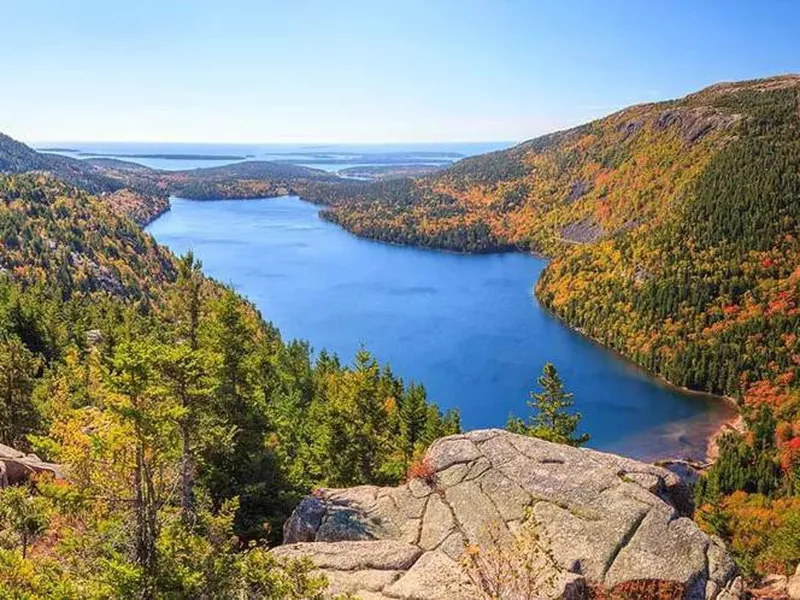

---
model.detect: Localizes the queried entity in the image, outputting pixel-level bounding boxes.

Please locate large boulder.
[273,429,742,599]
[0,443,64,487]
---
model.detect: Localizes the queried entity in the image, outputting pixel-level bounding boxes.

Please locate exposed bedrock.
[0,443,64,487]
[273,430,742,599]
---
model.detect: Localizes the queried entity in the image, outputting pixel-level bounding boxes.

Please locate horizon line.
[27,138,520,147]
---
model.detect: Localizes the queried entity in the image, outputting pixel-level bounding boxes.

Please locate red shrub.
[406,456,437,486]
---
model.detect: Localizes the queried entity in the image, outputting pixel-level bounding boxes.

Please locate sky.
[2,0,799,144]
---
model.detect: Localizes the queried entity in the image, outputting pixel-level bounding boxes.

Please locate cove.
[146,196,736,461]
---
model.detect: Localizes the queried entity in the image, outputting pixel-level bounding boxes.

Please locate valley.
[146,195,736,461]
[0,73,798,598]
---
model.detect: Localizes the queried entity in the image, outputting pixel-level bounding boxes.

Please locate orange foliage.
[779,437,800,473]
[406,456,436,486]
[744,380,788,409]
[696,492,800,576]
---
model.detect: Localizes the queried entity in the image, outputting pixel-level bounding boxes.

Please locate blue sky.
[2,1,799,144]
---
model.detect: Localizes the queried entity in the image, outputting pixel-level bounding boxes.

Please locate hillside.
[303,75,800,409]
[105,159,341,201]
[0,135,343,225]
[0,174,175,300]
[0,133,125,196]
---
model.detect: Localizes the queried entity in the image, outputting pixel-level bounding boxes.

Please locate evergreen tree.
[176,252,203,348]
[399,382,429,468]
[153,342,211,526]
[0,486,49,559]
[507,363,589,447]
[168,251,207,524]
[0,334,40,447]
[105,338,180,600]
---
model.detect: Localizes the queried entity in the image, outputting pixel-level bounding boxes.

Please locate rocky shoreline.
[706,414,746,463]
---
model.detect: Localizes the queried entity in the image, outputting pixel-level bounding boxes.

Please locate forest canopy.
[0,174,459,598]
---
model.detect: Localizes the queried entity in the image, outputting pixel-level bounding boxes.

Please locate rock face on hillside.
[273,430,742,599]
[0,443,63,487]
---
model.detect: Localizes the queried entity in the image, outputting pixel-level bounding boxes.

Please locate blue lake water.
[147,196,735,461]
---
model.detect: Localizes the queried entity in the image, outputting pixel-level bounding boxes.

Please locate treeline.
[0,174,458,597]
[319,208,514,253]
[168,179,290,201]
[302,179,517,253]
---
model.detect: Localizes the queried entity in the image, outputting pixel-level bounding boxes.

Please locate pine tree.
[507,362,589,447]
[0,334,41,447]
[176,251,203,352]
[0,486,49,559]
[399,383,428,467]
[105,338,180,600]
[154,343,211,526]
[169,251,206,524]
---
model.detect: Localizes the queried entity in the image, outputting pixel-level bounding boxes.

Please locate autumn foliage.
[304,76,800,582]
[587,580,688,600]
[406,456,437,487]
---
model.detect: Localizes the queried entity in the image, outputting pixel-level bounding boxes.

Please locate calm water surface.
[147,196,735,461]
[38,141,510,171]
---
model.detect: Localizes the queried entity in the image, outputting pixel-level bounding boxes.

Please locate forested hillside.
[95,159,342,202]
[0,135,343,227]
[303,75,800,418]
[0,134,125,196]
[0,173,458,597]
[303,75,800,577]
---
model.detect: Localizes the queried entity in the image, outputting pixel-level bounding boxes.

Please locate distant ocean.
[33,141,514,172]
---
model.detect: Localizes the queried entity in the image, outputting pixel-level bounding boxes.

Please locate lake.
[147,196,736,461]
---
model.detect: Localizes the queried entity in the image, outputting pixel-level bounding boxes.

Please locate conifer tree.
[169,251,207,524]
[399,382,429,467]
[0,334,40,447]
[507,362,589,447]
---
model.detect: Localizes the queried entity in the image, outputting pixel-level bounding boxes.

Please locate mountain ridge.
[301,73,799,428]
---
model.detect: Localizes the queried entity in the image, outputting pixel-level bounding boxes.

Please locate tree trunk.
[180,416,193,524]
[135,439,157,600]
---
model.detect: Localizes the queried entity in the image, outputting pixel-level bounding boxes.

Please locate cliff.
[274,429,743,599]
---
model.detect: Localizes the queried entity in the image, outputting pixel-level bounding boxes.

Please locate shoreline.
[146,193,743,465]
[706,413,746,463]
[535,298,741,464]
